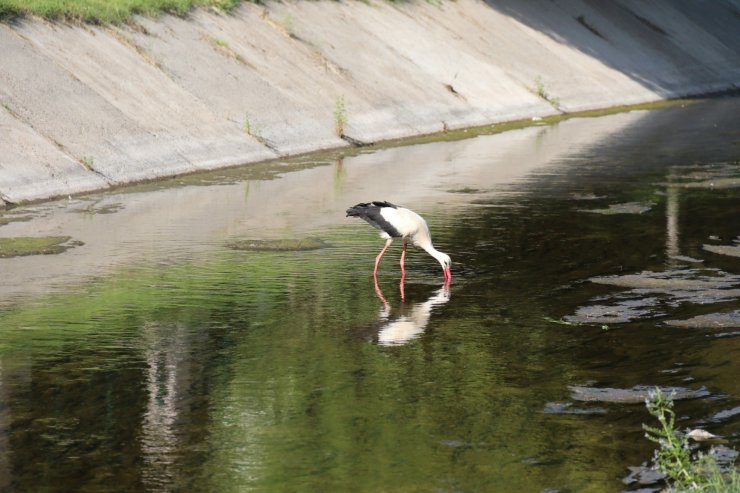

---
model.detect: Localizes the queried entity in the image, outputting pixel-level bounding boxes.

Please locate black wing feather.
[346,201,402,238]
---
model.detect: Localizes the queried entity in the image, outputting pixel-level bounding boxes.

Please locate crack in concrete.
[340,133,372,147]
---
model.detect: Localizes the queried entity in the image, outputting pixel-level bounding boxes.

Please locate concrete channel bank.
[1,0,740,206]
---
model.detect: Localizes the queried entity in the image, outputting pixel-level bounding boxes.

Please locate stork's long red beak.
[443,267,452,284]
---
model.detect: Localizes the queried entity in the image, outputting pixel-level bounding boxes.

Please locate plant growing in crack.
[80,156,95,171]
[279,14,295,37]
[334,95,347,137]
[205,34,246,64]
[243,112,262,140]
[533,76,561,110]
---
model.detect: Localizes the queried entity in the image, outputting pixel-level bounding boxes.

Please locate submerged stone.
[447,187,484,194]
[69,203,124,215]
[0,236,82,258]
[622,464,664,487]
[579,201,654,215]
[703,237,740,258]
[669,255,704,263]
[591,269,740,290]
[709,406,740,423]
[662,162,740,189]
[542,401,607,414]
[571,192,606,200]
[569,384,710,404]
[708,445,740,468]
[565,297,660,324]
[226,237,328,252]
[664,310,740,329]
[0,214,33,226]
[589,268,740,306]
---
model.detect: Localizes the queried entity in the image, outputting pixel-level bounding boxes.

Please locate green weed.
[205,34,246,64]
[242,112,261,139]
[334,95,347,137]
[534,76,561,110]
[643,388,740,492]
[80,156,95,170]
[0,0,243,24]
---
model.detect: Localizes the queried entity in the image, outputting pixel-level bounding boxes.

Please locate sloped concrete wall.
[1,0,739,204]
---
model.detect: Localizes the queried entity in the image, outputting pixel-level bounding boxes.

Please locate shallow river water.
[0,97,739,492]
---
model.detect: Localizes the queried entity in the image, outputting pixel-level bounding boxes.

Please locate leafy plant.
[0,0,244,24]
[80,156,95,170]
[243,112,261,139]
[279,13,295,36]
[643,388,740,492]
[334,95,347,137]
[533,76,560,110]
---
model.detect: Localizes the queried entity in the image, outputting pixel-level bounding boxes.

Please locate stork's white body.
[346,201,452,283]
[376,206,429,242]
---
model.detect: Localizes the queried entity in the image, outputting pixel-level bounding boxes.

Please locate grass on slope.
[0,0,242,24]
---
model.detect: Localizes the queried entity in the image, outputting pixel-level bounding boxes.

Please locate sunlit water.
[1,98,739,492]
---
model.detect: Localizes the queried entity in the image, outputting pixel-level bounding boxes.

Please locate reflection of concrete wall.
[0,111,643,302]
[1,0,739,203]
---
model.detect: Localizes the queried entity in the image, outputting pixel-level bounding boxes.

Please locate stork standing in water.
[346,201,452,283]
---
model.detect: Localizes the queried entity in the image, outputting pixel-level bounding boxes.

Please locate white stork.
[346,201,452,283]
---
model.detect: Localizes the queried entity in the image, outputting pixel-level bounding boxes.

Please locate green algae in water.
[0,215,33,226]
[226,237,328,252]
[0,236,81,257]
[70,203,124,215]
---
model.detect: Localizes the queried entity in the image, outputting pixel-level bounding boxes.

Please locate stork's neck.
[421,243,447,266]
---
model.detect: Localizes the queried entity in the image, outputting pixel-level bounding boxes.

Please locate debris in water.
[686,429,720,442]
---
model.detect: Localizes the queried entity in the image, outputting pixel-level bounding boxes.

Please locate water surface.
[0,97,739,492]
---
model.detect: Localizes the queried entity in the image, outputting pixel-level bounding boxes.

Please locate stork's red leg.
[373,274,390,308]
[400,241,407,279]
[374,238,393,275]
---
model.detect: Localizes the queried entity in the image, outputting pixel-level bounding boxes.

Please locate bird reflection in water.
[371,276,450,346]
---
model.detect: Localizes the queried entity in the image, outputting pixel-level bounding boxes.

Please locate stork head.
[438,253,452,283]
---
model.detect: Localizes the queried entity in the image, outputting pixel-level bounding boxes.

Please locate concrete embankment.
[1,0,739,205]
